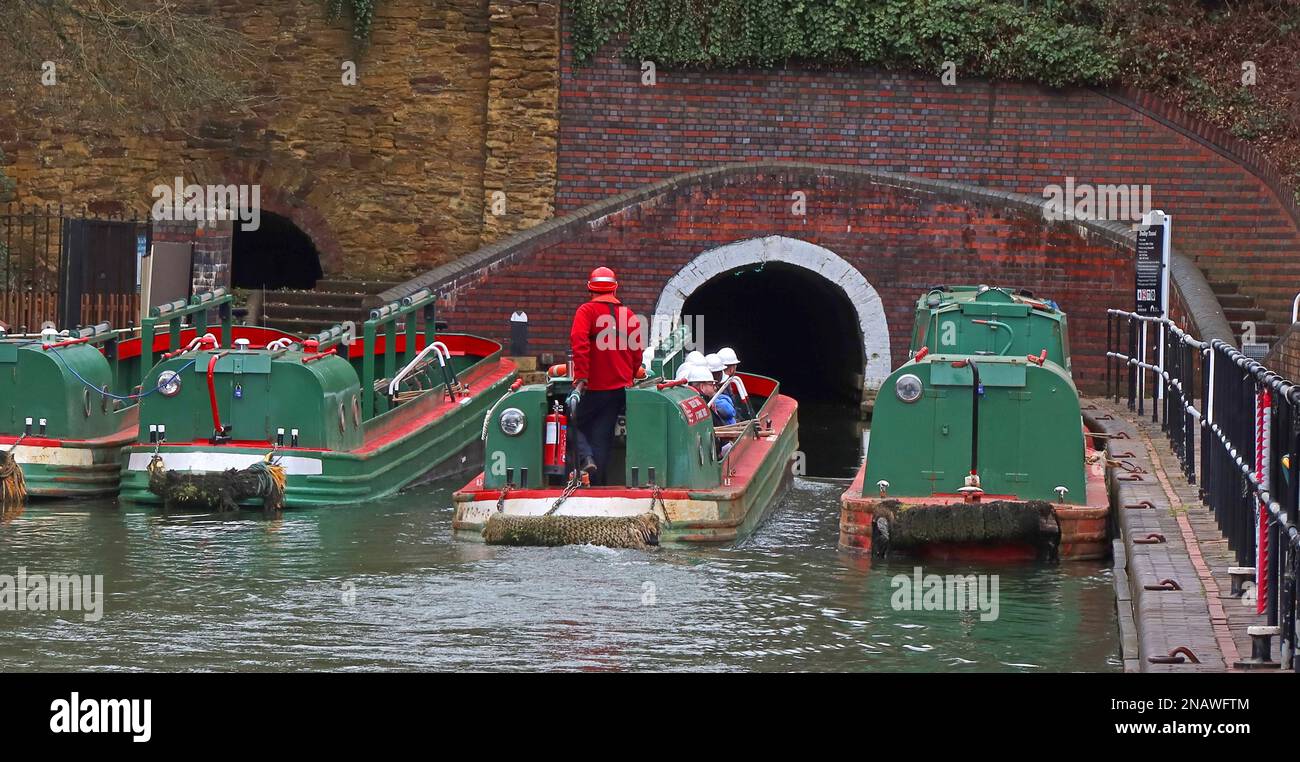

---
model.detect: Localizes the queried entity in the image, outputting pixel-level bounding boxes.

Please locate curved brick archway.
[388,161,1219,394]
[652,236,891,393]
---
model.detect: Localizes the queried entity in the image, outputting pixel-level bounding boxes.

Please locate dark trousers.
[573,388,625,486]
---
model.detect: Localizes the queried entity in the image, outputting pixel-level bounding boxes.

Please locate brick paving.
[1086,397,1272,672]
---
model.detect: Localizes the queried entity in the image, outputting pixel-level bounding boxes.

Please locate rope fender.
[147,453,286,513]
[0,448,26,507]
[483,513,661,549]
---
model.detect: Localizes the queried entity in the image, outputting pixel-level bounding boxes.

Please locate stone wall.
[0,0,560,278]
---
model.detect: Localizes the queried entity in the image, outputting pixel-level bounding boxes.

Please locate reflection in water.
[0,479,1119,672]
[797,401,867,479]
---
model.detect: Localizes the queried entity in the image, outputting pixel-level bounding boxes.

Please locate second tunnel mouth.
[680,261,867,478]
[231,211,324,291]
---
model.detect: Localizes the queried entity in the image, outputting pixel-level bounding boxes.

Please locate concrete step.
[263,303,369,322]
[263,290,370,309]
[1208,281,1239,295]
[1215,293,1256,310]
[262,315,341,337]
[1223,306,1268,323]
[314,278,403,294]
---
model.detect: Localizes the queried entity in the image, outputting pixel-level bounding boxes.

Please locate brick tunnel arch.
[653,236,890,404]
[231,210,324,290]
[383,161,1233,416]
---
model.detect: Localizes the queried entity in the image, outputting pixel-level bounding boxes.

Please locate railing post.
[1106,311,1113,400]
[1138,320,1147,418]
[404,305,418,366]
[362,319,377,419]
[1127,315,1137,411]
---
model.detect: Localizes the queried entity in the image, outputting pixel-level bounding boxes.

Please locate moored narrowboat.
[117,289,516,510]
[0,288,288,500]
[840,286,1108,563]
[452,325,799,547]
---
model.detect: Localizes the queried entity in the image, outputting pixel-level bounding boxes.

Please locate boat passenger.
[685,364,737,427]
[705,353,725,383]
[717,346,754,419]
[569,266,644,486]
[675,350,707,381]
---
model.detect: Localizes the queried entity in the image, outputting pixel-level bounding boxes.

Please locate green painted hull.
[662,406,798,544]
[452,398,799,545]
[15,442,128,499]
[118,368,514,508]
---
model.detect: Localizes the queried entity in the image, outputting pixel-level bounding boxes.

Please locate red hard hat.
[587,266,618,293]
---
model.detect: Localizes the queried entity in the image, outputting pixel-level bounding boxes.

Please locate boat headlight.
[895,373,924,403]
[158,370,182,398]
[499,407,527,436]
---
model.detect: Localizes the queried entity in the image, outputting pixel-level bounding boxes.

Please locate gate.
[0,204,148,331]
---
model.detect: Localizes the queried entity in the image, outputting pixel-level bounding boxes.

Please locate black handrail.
[1107,308,1299,672]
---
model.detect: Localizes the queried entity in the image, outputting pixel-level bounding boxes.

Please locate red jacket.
[570,294,643,391]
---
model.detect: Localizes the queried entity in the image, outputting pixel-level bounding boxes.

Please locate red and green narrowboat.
[0,289,293,499]
[117,288,516,510]
[452,326,799,546]
[840,286,1108,563]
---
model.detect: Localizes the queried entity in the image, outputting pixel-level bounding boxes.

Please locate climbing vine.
[570,0,1120,87]
[326,0,379,44]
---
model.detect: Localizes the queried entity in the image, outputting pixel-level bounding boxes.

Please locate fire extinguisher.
[543,400,567,478]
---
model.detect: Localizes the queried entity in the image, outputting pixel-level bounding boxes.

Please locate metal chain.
[495,484,510,513]
[545,474,582,516]
[651,482,673,523]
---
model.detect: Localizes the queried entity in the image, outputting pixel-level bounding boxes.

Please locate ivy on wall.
[570,0,1119,87]
[327,0,379,44]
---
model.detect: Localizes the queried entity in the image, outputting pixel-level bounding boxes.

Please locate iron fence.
[1,203,148,331]
[1108,308,1299,671]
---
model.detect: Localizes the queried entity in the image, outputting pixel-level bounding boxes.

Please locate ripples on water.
[0,475,1120,672]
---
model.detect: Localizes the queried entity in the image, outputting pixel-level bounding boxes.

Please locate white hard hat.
[684,364,714,383]
[717,347,739,366]
[705,353,725,373]
[674,361,696,381]
[685,350,706,366]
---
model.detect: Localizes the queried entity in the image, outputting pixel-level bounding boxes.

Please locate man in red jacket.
[570,266,643,485]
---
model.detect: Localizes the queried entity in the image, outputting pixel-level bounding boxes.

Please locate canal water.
[0,474,1120,672]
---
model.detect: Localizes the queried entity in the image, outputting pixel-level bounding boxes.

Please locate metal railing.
[1108,308,1299,670]
[139,289,234,386]
[1,204,148,331]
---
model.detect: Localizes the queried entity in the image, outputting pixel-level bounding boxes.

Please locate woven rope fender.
[0,449,26,507]
[147,455,286,513]
[873,499,1061,562]
[482,513,661,549]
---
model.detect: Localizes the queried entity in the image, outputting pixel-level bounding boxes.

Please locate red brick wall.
[435,166,1132,392]
[556,40,1300,328]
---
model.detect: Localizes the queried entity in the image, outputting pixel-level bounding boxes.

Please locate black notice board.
[1135,222,1165,316]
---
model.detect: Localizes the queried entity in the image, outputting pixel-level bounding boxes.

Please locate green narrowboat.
[0,288,290,500]
[452,324,799,546]
[117,288,516,510]
[840,285,1108,563]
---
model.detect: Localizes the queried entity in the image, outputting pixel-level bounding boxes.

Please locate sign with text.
[678,396,710,426]
[1135,213,1170,316]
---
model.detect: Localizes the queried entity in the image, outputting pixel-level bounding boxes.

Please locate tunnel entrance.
[231,211,323,290]
[682,261,867,478]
